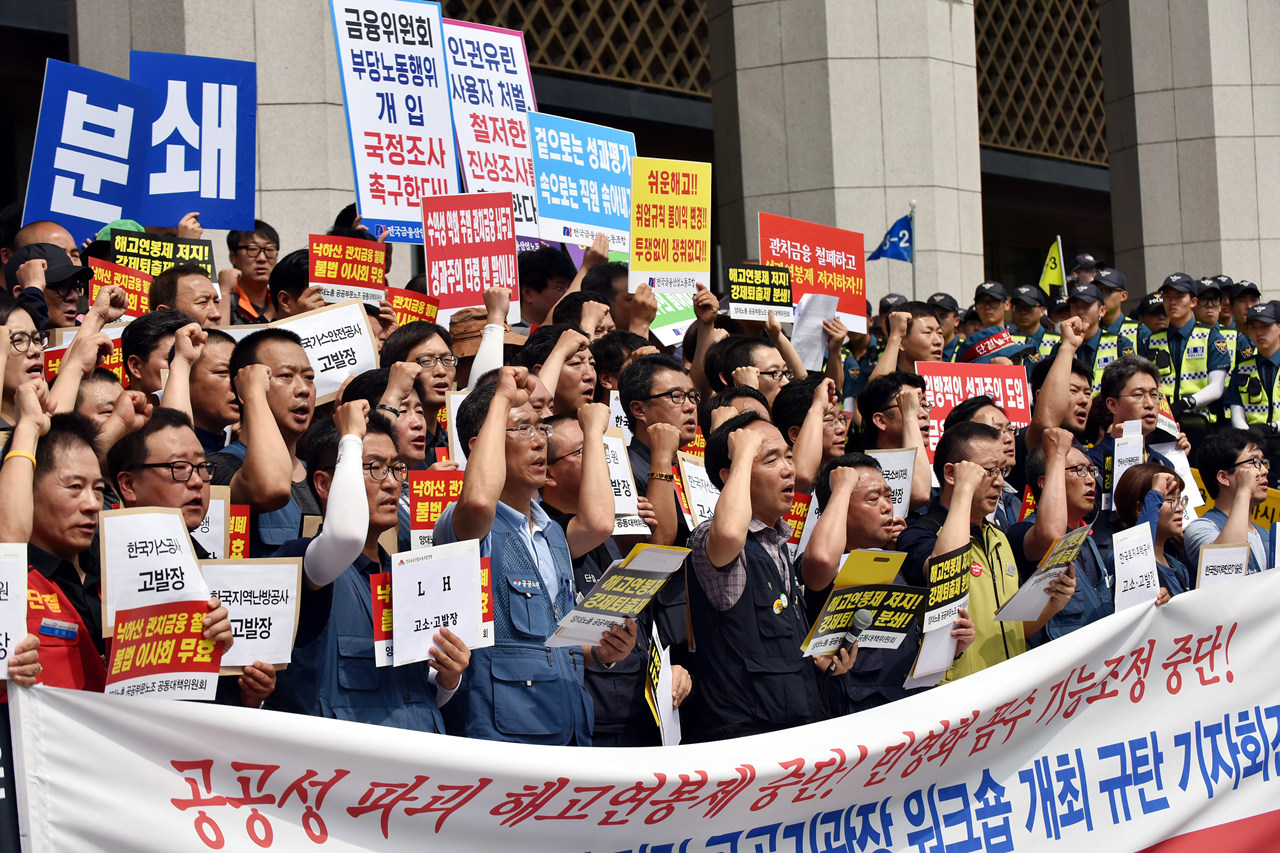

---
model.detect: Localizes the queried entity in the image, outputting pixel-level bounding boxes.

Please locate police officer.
[1096,268,1140,342]
[927,292,962,361]
[1006,285,1059,371]
[1070,252,1103,286]
[1230,281,1263,364]
[1141,273,1230,444]
[1228,301,1280,430]
[1054,282,1134,394]
[1136,291,1168,344]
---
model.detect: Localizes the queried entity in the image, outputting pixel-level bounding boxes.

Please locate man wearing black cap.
[1136,292,1168,345]
[1228,301,1280,430]
[1193,278,1239,420]
[973,282,1009,330]
[927,292,961,361]
[874,293,908,354]
[4,243,93,330]
[1211,275,1236,330]
[1056,282,1134,394]
[1070,253,1102,286]
[1231,281,1262,363]
[1095,268,1139,342]
[1007,285,1060,367]
[1141,273,1230,435]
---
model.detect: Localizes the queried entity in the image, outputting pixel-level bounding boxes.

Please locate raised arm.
[822,318,848,395]
[705,427,763,568]
[303,401,371,590]
[159,323,207,419]
[868,311,911,381]
[0,380,51,542]
[800,465,858,590]
[641,422,682,546]
[1020,428,1072,563]
[227,364,293,511]
[468,286,511,391]
[535,328,590,408]
[1027,317,1084,449]
[540,232,609,326]
[766,310,808,381]
[451,367,529,541]
[687,283,721,396]
[792,378,835,493]
[563,403,615,559]
[897,386,934,509]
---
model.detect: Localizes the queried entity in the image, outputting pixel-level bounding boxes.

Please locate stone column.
[709,0,985,308]
[1100,0,1280,292]
[70,0,355,260]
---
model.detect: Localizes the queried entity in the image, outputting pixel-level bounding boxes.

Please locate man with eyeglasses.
[853,372,933,512]
[380,321,460,459]
[432,367,635,744]
[1007,428,1115,645]
[899,422,1076,681]
[1183,428,1273,577]
[107,408,275,708]
[224,220,281,325]
[4,243,93,330]
[1088,356,1185,511]
[269,403,471,730]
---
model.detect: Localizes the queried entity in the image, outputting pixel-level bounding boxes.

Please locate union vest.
[24,570,106,693]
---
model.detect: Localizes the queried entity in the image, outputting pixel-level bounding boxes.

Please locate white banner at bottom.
[13,572,1280,852]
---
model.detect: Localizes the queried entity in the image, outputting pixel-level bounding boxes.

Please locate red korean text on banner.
[758,212,865,328]
[479,557,493,625]
[680,426,705,459]
[227,505,250,559]
[914,362,1032,462]
[784,492,814,549]
[89,257,152,318]
[106,600,222,695]
[308,234,388,306]
[44,342,127,386]
[371,571,392,663]
[387,287,440,326]
[421,191,518,315]
[408,471,465,531]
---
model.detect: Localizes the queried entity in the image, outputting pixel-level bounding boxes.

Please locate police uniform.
[1059,327,1132,395]
[1229,349,1280,425]
[1140,318,1231,423]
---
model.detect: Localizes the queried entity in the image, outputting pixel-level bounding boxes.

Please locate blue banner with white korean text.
[23,59,153,245]
[129,51,257,230]
[527,112,635,255]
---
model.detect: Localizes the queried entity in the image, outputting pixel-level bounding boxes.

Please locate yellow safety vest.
[1233,355,1280,425]
[1008,329,1060,366]
[943,525,1026,683]
[1145,326,1214,418]
[1088,333,1122,395]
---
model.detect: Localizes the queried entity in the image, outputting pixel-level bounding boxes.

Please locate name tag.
[1187,347,1205,359]
[40,618,78,639]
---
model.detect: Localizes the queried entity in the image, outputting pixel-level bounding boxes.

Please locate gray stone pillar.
[709,0,985,307]
[1101,0,1280,292]
[70,0,355,262]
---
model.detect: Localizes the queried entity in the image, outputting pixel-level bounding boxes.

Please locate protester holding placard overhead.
[1183,428,1272,578]
[270,403,470,731]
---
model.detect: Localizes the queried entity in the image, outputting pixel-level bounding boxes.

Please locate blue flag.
[867,213,912,262]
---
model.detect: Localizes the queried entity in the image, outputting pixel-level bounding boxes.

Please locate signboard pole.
[908,199,917,301]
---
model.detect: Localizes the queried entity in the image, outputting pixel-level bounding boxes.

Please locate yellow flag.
[1038,237,1064,296]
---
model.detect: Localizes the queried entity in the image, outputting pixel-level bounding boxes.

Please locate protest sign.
[601,426,639,517]
[88,257,151,318]
[786,498,822,561]
[680,426,705,459]
[44,321,128,385]
[227,504,250,559]
[644,624,682,746]
[1197,544,1248,588]
[105,599,222,700]
[726,264,793,322]
[1109,433,1145,511]
[996,523,1093,622]
[528,112,635,253]
[15,571,1280,851]
[804,551,925,655]
[628,157,711,295]
[866,448,916,518]
[758,211,865,331]
[607,390,633,444]
[421,191,519,321]
[272,300,379,404]
[309,233,388,306]
[916,362,1032,461]
[782,492,814,556]
[190,485,230,560]
[791,292,840,372]
[677,451,720,529]
[386,287,439,326]
[909,543,970,680]
[98,507,209,637]
[1149,441,1205,526]
[200,559,302,670]
[110,229,215,279]
[128,51,256,229]
[391,539,493,666]
[0,544,26,675]
[442,19,538,234]
[546,544,688,647]
[1112,524,1160,612]
[23,60,152,243]
[330,0,458,242]
[371,571,393,664]
[649,291,696,347]
[407,470,464,549]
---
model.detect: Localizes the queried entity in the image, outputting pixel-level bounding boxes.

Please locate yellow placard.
[628,157,712,293]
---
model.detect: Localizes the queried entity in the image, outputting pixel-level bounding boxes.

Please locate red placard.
[758,212,865,326]
[89,257,152,318]
[408,471,465,531]
[479,557,493,624]
[44,337,127,385]
[387,287,440,326]
[106,600,222,689]
[914,362,1032,462]
[227,504,250,559]
[784,491,814,549]
[371,571,392,664]
[421,191,518,314]
[680,426,705,458]
[308,234,387,305]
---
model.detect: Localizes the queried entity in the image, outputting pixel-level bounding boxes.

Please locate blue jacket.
[211,441,305,557]
[433,501,593,745]
[267,539,445,732]
[1009,515,1114,647]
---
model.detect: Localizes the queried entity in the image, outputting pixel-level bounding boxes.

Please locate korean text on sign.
[758,211,866,331]
[628,157,712,295]
[387,287,440,326]
[916,362,1032,462]
[309,233,388,307]
[129,51,257,230]
[106,599,221,700]
[442,19,539,234]
[89,257,152,318]
[23,59,152,243]
[421,191,518,315]
[527,112,635,253]
[727,264,793,322]
[331,0,459,243]
[111,229,215,279]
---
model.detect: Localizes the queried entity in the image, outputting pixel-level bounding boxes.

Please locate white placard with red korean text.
[915,362,1032,462]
